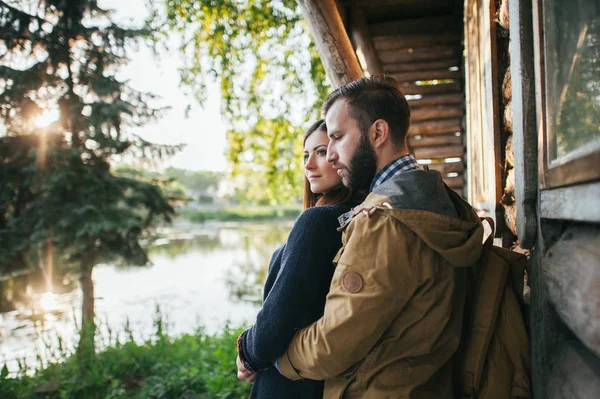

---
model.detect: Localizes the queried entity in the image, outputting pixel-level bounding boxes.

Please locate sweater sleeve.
[240,207,342,371]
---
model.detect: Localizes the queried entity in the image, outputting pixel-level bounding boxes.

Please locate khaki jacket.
[277,170,484,398]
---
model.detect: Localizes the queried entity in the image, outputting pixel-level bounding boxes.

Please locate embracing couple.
[236,75,484,398]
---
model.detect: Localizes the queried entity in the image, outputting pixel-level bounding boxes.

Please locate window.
[540,0,600,188]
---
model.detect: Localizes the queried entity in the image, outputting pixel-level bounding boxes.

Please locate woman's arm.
[239,207,342,371]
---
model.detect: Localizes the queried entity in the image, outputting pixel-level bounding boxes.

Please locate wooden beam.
[400,82,462,95]
[443,175,465,189]
[408,93,464,108]
[353,0,455,21]
[370,15,458,36]
[413,144,465,159]
[408,118,462,136]
[410,106,463,122]
[384,58,460,73]
[422,161,465,174]
[297,0,363,88]
[543,225,600,358]
[374,35,461,52]
[408,133,462,148]
[509,0,538,249]
[392,69,461,83]
[540,181,600,223]
[378,46,458,63]
[547,340,600,399]
[349,2,383,75]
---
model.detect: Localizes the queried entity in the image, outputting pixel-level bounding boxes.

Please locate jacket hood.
[363,170,483,267]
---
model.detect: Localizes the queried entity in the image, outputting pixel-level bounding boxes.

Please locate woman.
[235,120,360,398]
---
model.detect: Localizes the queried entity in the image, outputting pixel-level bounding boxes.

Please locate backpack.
[456,217,532,398]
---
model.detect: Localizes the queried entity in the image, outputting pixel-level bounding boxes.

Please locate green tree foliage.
[0,0,180,355]
[151,0,328,204]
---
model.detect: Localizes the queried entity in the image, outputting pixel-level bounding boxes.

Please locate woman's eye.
[303,154,309,163]
[317,149,327,156]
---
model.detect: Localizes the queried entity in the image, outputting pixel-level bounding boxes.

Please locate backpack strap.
[461,217,509,397]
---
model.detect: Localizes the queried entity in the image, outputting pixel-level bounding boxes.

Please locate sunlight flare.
[34,108,60,127]
[40,292,57,311]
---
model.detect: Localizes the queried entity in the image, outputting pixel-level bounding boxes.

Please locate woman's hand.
[236,355,257,383]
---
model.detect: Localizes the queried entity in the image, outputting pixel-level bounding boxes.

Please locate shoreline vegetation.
[0,317,251,399]
[180,206,302,223]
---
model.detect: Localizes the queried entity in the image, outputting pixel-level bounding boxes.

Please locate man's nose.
[326,144,337,163]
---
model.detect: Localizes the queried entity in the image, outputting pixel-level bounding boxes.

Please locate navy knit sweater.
[240,203,354,398]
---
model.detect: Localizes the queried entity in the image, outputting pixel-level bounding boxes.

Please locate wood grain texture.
[408,93,464,107]
[297,0,363,88]
[546,340,600,399]
[540,182,600,223]
[543,224,600,358]
[509,0,538,248]
[399,82,462,95]
[410,106,463,122]
[349,3,383,75]
[413,144,465,159]
[374,32,461,51]
[407,118,461,136]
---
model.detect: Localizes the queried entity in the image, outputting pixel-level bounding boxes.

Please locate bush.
[0,321,252,399]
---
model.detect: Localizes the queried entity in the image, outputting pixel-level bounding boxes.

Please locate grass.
[0,315,252,399]
[182,206,301,223]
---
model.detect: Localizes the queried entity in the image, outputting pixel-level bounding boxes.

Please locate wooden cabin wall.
[505,0,600,396]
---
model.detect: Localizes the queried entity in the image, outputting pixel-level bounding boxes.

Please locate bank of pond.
[0,323,250,399]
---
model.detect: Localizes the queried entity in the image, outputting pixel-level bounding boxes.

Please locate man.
[240,75,484,398]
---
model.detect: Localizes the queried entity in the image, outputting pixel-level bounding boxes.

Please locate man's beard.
[345,133,378,191]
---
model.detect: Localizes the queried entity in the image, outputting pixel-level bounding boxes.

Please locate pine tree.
[0,0,180,359]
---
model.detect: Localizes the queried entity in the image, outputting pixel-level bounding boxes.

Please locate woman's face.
[304,129,343,194]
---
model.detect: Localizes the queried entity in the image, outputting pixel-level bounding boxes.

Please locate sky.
[100,0,228,172]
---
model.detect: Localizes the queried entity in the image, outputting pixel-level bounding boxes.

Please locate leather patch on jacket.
[342,271,363,293]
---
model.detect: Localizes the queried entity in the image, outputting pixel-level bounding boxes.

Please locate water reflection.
[0,220,292,373]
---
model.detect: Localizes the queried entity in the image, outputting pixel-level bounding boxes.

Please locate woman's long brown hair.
[303,120,353,210]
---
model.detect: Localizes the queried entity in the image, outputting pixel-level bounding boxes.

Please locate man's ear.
[370,119,390,150]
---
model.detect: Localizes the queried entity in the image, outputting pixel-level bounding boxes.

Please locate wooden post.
[349,2,383,75]
[509,0,537,248]
[297,0,363,88]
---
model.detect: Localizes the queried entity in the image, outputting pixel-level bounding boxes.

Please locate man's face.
[325,100,378,191]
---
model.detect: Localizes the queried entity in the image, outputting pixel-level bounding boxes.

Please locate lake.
[0,219,294,374]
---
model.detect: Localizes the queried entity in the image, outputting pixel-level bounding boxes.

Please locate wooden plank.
[547,340,600,399]
[408,118,461,136]
[297,0,363,88]
[509,0,538,249]
[413,144,465,159]
[349,2,383,75]
[378,46,458,62]
[393,69,461,83]
[408,93,464,107]
[422,161,465,174]
[400,82,462,95]
[540,181,600,223]
[355,0,455,21]
[384,58,460,74]
[443,175,465,189]
[373,32,461,51]
[544,151,600,189]
[410,106,463,122]
[370,15,458,36]
[408,133,462,148]
[543,224,600,357]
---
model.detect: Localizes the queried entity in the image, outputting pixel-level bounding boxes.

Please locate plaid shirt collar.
[370,154,419,192]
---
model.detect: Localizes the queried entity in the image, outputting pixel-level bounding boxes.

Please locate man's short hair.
[322,74,411,148]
